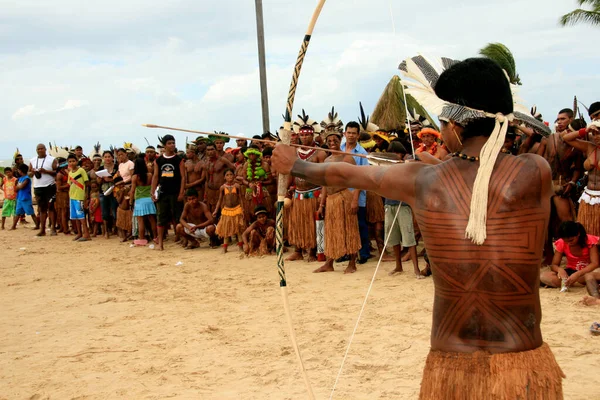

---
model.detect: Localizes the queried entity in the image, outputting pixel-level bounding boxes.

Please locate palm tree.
[479,43,521,85]
[560,0,600,27]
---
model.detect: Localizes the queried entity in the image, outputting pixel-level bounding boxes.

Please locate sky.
[0,0,598,164]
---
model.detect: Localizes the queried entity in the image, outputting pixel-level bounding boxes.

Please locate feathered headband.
[208,132,230,143]
[292,110,322,134]
[48,143,70,159]
[398,55,547,245]
[416,128,441,140]
[358,102,379,134]
[244,148,262,159]
[407,111,432,128]
[123,142,140,154]
[372,130,394,143]
[320,106,344,139]
[89,142,102,159]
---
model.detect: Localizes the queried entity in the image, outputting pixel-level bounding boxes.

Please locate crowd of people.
[1,99,599,302]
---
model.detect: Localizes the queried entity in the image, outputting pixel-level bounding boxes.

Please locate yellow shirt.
[68,168,89,200]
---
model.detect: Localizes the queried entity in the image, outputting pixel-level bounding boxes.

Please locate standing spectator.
[0,167,17,229]
[151,135,186,251]
[67,154,90,241]
[98,150,118,239]
[29,143,58,236]
[342,121,370,263]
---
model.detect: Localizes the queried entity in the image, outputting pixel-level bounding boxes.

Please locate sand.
[1,226,599,400]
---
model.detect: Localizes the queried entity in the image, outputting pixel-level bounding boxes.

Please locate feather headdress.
[358,102,379,134]
[320,107,344,139]
[48,143,70,159]
[398,54,547,245]
[208,131,230,143]
[13,148,20,159]
[292,110,322,134]
[123,142,140,154]
[89,142,102,159]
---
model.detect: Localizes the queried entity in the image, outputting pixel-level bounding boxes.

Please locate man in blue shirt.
[341,121,371,262]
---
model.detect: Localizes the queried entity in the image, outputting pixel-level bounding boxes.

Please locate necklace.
[501,148,512,154]
[451,152,479,162]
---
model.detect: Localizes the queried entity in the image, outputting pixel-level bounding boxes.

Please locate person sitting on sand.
[541,221,599,297]
[176,188,216,250]
[241,206,275,256]
[214,169,245,253]
[67,153,91,242]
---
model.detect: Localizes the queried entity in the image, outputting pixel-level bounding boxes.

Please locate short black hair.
[186,188,198,197]
[345,121,360,132]
[102,150,114,157]
[75,145,83,150]
[224,168,235,175]
[67,153,78,161]
[388,141,407,155]
[4,167,12,173]
[571,118,587,131]
[252,135,262,140]
[18,164,28,174]
[434,58,513,139]
[589,102,600,117]
[262,147,273,157]
[162,134,175,144]
[254,205,268,215]
[558,108,574,119]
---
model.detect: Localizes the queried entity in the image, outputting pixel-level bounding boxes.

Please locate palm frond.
[560,8,600,27]
[479,43,521,85]
[371,76,407,131]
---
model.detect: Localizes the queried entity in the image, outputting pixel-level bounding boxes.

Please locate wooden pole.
[255,0,271,134]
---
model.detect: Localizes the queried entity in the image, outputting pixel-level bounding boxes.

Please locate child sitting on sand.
[12,164,38,230]
[241,206,275,256]
[214,169,245,253]
[0,167,17,230]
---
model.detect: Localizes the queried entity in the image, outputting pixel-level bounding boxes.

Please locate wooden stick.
[142,123,402,164]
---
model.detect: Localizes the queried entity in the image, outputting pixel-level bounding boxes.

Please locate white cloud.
[11,104,41,120]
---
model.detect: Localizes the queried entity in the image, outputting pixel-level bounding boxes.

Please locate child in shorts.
[12,164,39,230]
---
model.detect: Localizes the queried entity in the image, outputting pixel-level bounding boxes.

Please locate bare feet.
[286,252,303,261]
[344,265,357,274]
[73,235,82,241]
[388,267,403,276]
[222,245,228,254]
[313,264,334,273]
[36,231,46,237]
[582,296,600,306]
[307,254,317,262]
[414,268,425,279]
[185,240,199,250]
[9,227,16,231]
[380,253,396,262]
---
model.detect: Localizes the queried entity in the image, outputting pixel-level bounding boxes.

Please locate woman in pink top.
[541,221,600,297]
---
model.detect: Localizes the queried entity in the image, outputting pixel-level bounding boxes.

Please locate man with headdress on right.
[272,56,564,398]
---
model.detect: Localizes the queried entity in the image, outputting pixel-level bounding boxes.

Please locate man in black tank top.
[151,134,186,250]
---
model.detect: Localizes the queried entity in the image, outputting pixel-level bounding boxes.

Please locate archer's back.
[414,154,550,353]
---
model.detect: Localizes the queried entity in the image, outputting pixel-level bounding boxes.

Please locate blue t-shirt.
[17,176,32,202]
[340,142,368,207]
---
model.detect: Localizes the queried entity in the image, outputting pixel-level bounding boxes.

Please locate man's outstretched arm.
[272,144,425,204]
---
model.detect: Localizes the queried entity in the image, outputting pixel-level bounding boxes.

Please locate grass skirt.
[288,195,318,250]
[419,343,564,400]
[578,188,600,236]
[55,191,69,210]
[366,191,385,223]
[216,205,246,238]
[325,190,361,259]
[116,207,132,232]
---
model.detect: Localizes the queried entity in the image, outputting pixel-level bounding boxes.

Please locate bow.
[276,1,327,398]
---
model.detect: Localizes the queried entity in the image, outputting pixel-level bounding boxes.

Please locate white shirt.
[30,155,56,188]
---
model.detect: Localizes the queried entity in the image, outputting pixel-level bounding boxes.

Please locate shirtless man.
[241,206,276,256]
[213,137,234,163]
[272,58,564,398]
[194,137,209,162]
[286,117,327,262]
[145,146,157,172]
[203,143,235,213]
[563,101,600,236]
[184,145,205,195]
[313,130,361,273]
[176,188,217,249]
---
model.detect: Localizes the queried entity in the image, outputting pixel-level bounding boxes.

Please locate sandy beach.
[0,225,599,400]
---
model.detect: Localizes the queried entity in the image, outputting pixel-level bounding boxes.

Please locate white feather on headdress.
[123,142,140,154]
[48,143,70,159]
[292,110,322,134]
[320,106,344,138]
